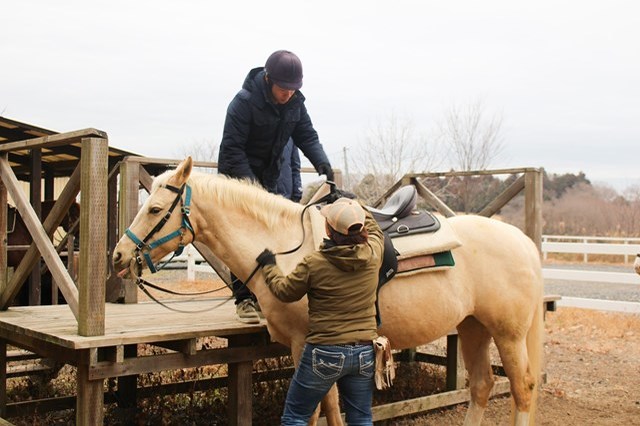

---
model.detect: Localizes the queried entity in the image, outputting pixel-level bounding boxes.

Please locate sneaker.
[236,299,260,324]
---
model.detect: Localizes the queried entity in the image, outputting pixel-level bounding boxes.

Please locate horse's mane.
[153,169,303,231]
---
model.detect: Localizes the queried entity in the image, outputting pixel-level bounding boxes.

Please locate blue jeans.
[281,343,375,426]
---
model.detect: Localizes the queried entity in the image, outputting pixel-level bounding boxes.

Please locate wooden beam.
[122,156,216,169]
[405,167,539,178]
[29,149,42,306]
[0,157,80,318]
[0,172,7,298]
[138,165,154,192]
[150,338,197,355]
[410,177,456,218]
[477,174,526,217]
[372,179,404,209]
[88,341,289,380]
[78,138,108,336]
[0,128,107,153]
[192,241,231,286]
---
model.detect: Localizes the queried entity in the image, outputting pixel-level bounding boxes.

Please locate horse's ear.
[175,157,193,184]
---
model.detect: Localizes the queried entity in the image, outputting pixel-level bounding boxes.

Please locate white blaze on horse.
[113,157,544,426]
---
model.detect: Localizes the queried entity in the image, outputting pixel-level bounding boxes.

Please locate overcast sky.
[2,1,639,191]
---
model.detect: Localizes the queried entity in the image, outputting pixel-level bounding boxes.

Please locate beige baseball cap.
[320,198,365,235]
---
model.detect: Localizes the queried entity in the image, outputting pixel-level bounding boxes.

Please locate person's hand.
[317,163,335,182]
[256,249,276,267]
[336,188,357,199]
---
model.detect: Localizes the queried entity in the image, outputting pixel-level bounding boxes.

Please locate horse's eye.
[149,207,163,215]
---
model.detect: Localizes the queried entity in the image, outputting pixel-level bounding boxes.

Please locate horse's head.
[113,157,195,278]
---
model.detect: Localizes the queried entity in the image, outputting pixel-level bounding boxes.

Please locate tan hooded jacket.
[262,208,384,344]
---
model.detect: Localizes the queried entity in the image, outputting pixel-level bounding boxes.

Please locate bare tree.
[432,100,505,212]
[351,113,441,202]
[438,100,504,171]
[174,139,218,173]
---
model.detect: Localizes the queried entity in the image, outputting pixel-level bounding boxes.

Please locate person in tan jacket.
[256,197,384,425]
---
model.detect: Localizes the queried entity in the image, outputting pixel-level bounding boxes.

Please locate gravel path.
[543,263,640,302]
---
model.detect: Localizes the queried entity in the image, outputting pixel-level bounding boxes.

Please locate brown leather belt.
[335,340,373,346]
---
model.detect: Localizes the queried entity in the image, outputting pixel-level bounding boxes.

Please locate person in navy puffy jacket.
[218,50,333,323]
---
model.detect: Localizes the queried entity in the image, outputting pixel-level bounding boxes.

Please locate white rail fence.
[542,236,640,313]
[542,235,640,264]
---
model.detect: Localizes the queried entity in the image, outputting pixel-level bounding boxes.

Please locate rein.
[125,181,337,314]
[238,188,337,288]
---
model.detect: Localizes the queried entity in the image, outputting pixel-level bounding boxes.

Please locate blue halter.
[124,183,194,273]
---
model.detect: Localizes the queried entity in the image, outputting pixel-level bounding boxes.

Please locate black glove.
[317,163,335,182]
[256,249,276,267]
[336,188,357,199]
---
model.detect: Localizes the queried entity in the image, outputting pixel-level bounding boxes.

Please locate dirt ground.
[393,307,640,426]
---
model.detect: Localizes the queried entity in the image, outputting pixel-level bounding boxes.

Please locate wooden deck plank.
[0,298,268,350]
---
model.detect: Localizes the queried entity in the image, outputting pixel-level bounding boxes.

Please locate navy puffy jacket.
[218,67,330,193]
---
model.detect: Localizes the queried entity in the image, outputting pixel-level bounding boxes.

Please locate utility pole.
[342,147,350,188]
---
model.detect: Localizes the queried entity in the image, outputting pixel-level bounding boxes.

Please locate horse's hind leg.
[493,336,535,426]
[457,316,494,426]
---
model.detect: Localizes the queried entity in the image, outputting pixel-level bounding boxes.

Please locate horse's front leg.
[289,341,343,426]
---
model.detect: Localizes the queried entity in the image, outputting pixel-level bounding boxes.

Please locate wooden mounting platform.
[0,295,560,424]
[0,298,288,425]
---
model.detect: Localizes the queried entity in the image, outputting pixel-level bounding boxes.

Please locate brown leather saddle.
[369,185,439,238]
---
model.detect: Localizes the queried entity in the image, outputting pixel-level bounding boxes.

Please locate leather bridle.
[124,183,195,274]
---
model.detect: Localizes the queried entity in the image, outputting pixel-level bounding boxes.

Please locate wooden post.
[445,334,465,390]
[0,340,6,418]
[78,138,108,336]
[0,171,7,297]
[29,149,42,306]
[116,345,138,418]
[227,335,254,426]
[77,349,104,425]
[44,170,55,201]
[524,169,543,252]
[106,169,122,302]
[116,159,140,415]
[118,159,140,304]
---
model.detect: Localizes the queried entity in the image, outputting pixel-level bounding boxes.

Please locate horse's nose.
[113,250,122,264]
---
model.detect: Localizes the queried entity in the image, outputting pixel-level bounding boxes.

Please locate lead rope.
[139,183,338,312]
[136,279,234,314]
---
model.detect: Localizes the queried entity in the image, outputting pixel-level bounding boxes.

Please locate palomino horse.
[113,158,544,426]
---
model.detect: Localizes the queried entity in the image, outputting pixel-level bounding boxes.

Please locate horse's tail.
[526,294,544,425]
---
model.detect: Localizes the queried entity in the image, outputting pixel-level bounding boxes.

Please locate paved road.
[544,263,640,303]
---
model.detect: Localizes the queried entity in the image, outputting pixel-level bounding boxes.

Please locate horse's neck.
[189,177,314,283]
